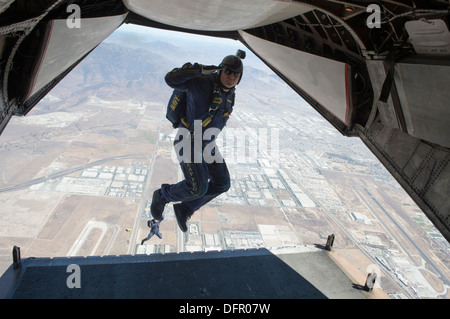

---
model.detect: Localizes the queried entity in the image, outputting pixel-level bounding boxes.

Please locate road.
[66,221,118,257]
[176,166,185,253]
[0,153,148,194]
[128,123,162,254]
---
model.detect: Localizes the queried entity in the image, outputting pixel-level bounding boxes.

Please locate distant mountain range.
[49,28,290,108]
[51,42,171,103]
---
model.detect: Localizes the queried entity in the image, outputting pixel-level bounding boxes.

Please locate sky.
[116,23,272,72]
[119,23,239,46]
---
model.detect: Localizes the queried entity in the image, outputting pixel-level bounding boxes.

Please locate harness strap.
[379,41,412,103]
[182,82,233,130]
[200,107,230,127]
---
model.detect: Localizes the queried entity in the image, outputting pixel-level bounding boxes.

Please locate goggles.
[224,69,241,77]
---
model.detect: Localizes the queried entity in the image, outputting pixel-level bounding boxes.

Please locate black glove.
[200,64,223,75]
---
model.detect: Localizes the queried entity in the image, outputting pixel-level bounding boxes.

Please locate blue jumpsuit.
[160,63,234,217]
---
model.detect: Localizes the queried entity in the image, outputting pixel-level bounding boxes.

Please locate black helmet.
[219,50,245,85]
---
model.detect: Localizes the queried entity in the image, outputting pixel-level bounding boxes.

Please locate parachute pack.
[166,89,187,129]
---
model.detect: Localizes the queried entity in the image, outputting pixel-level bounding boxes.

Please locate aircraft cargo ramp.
[0,246,383,299]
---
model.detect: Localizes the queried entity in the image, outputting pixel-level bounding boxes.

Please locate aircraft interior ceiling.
[0,0,449,242]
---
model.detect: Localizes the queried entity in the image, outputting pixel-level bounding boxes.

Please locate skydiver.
[150,51,245,232]
[141,217,163,244]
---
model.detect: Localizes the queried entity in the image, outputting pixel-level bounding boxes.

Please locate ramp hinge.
[325,234,335,251]
[364,273,377,292]
[12,246,21,270]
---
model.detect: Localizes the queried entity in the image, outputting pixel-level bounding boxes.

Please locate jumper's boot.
[150,189,167,220]
[173,204,190,233]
